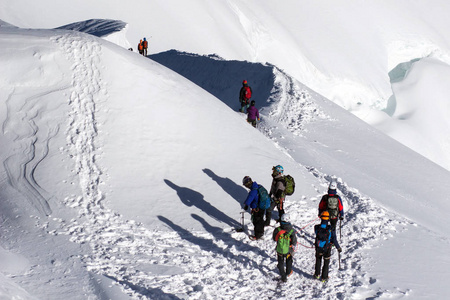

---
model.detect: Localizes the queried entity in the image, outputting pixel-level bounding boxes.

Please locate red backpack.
[244,86,252,100]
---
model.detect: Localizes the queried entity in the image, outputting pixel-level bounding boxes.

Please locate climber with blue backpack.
[242,176,270,240]
[313,211,342,282]
[272,213,297,282]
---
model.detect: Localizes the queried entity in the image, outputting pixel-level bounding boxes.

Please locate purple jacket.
[247,105,259,120]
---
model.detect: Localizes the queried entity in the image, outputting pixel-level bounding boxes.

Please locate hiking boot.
[249,235,264,240]
[281,277,287,283]
[313,274,320,280]
[322,277,328,283]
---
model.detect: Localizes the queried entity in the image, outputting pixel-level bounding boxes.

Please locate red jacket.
[318,193,344,219]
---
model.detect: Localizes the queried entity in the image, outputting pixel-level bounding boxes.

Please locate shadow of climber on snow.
[164,179,239,227]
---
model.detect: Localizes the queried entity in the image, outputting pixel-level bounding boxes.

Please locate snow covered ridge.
[56,19,127,37]
[56,19,132,50]
[150,50,328,135]
[3,19,450,299]
[0,20,17,28]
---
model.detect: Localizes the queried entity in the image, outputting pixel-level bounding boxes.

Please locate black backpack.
[315,224,331,254]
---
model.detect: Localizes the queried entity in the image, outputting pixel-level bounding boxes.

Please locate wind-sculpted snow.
[56,19,127,38]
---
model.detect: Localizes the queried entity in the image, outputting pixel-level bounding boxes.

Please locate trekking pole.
[339,219,342,241]
[338,251,341,270]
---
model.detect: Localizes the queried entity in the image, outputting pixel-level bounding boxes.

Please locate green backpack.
[284,175,295,196]
[275,228,294,255]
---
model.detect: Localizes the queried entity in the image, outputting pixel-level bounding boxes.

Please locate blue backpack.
[315,224,331,254]
[256,185,271,210]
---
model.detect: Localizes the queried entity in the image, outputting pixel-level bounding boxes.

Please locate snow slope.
[1,2,450,299]
[2,0,450,172]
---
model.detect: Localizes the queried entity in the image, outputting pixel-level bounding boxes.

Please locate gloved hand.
[338,247,342,253]
[257,118,260,121]
[244,205,249,210]
[339,215,344,221]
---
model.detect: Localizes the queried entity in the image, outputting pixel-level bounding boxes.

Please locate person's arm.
[318,195,327,215]
[243,189,258,209]
[338,196,344,219]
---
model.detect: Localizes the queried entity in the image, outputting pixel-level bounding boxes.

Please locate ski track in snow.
[23,34,412,299]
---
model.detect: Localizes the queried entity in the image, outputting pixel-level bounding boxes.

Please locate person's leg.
[286,254,293,276]
[322,248,332,280]
[254,210,265,239]
[330,218,338,232]
[277,199,285,221]
[277,255,287,281]
[314,252,322,278]
[265,201,275,226]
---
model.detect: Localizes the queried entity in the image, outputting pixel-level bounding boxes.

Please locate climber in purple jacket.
[247,100,260,127]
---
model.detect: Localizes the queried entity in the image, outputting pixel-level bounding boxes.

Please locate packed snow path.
[10,34,411,299]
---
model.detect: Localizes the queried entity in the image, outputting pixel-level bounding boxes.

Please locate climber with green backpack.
[242,176,270,240]
[272,213,297,282]
[266,165,295,226]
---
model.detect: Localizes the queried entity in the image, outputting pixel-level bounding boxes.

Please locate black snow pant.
[330,218,338,232]
[247,118,257,127]
[277,253,293,281]
[252,209,265,239]
[265,199,285,225]
[314,247,332,280]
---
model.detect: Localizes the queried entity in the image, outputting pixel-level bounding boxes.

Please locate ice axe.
[236,210,245,232]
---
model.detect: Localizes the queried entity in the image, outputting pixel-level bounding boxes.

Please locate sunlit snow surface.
[1,2,450,299]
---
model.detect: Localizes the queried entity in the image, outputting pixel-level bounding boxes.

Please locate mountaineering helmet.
[328,181,337,195]
[321,211,330,220]
[280,213,290,223]
[242,176,252,187]
[272,165,284,175]
[329,181,337,190]
[251,100,255,106]
[243,80,248,85]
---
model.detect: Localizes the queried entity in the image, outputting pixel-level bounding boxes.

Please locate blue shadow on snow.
[164,179,239,227]
[150,50,275,112]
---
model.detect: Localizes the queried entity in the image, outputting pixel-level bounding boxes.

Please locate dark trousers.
[240,101,249,113]
[314,248,331,279]
[277,253,293,280]
[252,209,265,239]
[330,218,338,232]
[247,118,257,127]
[265,199,285,225]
